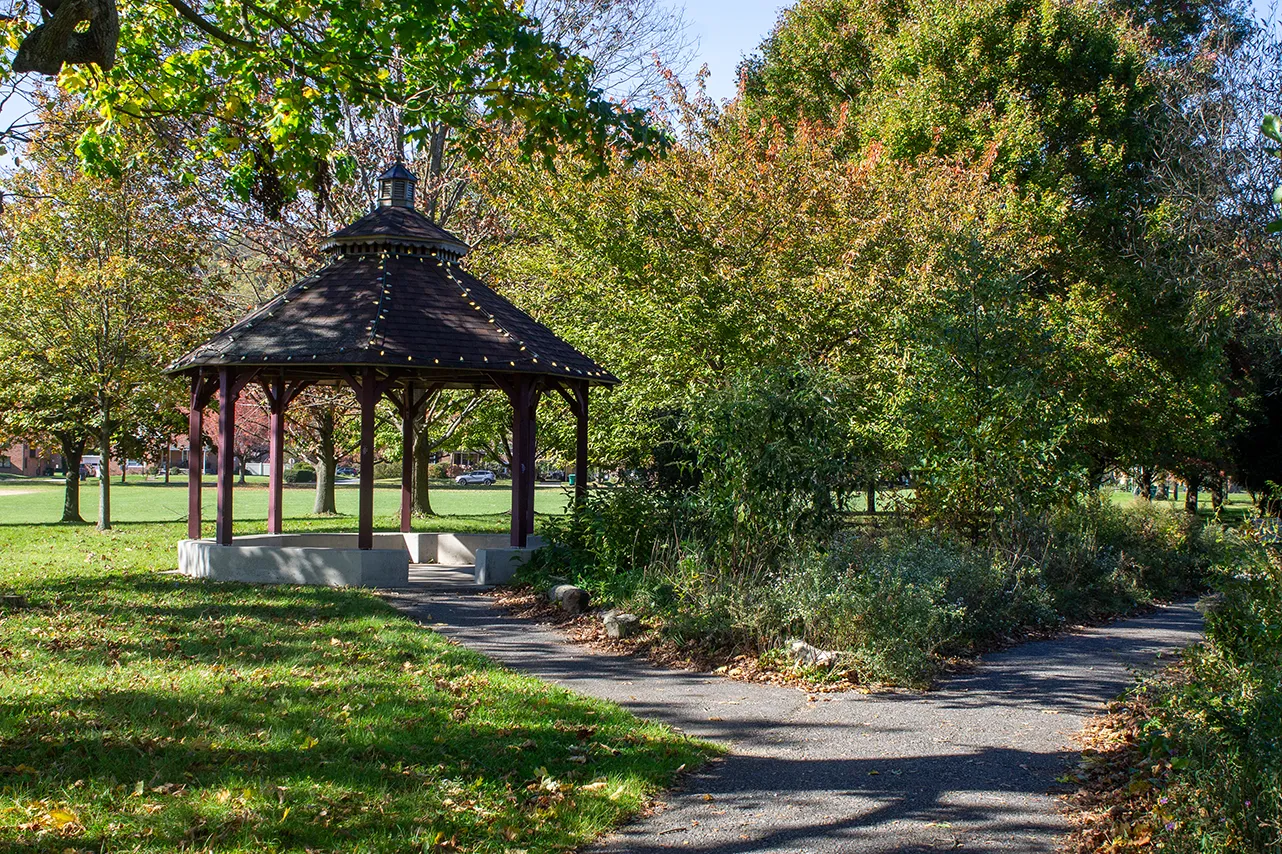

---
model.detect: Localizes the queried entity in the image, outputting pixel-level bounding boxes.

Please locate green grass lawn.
[0,521,715,852]
[0,478,570,534]
[1106,486,1256,521]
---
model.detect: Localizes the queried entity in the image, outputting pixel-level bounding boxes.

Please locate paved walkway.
[384,591,1203,853]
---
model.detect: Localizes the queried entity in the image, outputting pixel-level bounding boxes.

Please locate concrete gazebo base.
[177,533,543,588]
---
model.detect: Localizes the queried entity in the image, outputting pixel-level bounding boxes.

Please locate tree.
[0,0,668,215]
[0,378,97,521]
[0,98,219,529]
[410,391,483,517]
[288,390,357,515]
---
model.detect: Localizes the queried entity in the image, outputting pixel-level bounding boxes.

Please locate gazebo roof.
[168,173,617,387]
[322,205,471,256]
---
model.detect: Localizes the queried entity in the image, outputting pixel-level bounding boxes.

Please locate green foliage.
[0,98,221,529]
[372,461,401,481]
[0,521,713,852]
[284,463,316,484]
[741,0,1154,235]
[529,461,1211,686]
[1263,113,1282,234]
[683,365,862,557]
[1101,529,1282,852]
[0,0,667,214]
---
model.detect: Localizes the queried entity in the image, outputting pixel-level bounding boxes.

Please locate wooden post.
[574,381,589,504]
[215,367,238,546]
[400,384,415,534]
[508,380,529,547]
[524,386,540,541]
[267,378,286,535]
[358,367,377,550]
[187,373,205,540]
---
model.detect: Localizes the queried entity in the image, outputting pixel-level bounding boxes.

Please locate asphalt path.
[384,591,1203,853]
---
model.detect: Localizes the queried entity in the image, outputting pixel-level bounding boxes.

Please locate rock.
[1195,592,1224,615]
[547,584,590,615]
[603,611,642,639]
[787,639,839,668]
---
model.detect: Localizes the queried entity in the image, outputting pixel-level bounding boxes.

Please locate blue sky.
[682,1,789,102]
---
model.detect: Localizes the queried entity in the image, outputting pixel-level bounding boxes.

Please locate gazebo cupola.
[169,160,616,569]
[377,161,417,208]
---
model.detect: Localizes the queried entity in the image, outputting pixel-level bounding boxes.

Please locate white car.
[455,470,496,485]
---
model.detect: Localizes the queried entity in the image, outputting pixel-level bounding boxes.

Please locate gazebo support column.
[575,382,589,503]
[357,368,378,551]
[215,368,239,546]
[503,377,541,547]
[187,372,215,540]
[553,380,591,505]
[260,377,311,536]
[266,380,286,535]
[387,383,436,535]
[400,397,414,534]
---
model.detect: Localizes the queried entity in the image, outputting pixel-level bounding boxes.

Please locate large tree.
[0,99,219,529]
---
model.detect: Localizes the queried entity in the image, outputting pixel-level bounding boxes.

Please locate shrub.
[527,490,1215,686]
[1079,529,1281,853]
[373,461,401,480]
[284,463,315,484]
[430,463,449,479]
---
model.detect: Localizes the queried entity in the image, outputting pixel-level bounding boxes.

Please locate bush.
[284,463,315,484]
[373,461,401,480]
[1118,532,1282,853]
[430,463,449,479]
[526,489,1215,687]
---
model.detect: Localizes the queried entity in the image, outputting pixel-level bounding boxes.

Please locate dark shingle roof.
[323,205,470,256]
[168,245,617,385]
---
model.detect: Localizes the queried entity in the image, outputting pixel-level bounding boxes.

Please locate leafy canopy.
[0,0,668,214]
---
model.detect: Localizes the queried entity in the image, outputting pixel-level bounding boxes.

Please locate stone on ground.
[787,638,839,667]
[603,611,642,639]
[548,584,590,614]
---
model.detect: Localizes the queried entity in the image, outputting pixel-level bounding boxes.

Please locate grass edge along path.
[0,522,717,853]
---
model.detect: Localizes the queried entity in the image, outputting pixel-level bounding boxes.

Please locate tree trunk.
[866,482,876,514]
[312,408,338,515]
[1086,459,1106,493]
[162,441,171,485]
[1211,479,1224,511]
[120,465,126,483]
[238,456,247,484]
[97,395,112,531]
[412,429,435,517]
[1139,467,1154,501]
[1185,477,1200,514]
[58,434,85,523]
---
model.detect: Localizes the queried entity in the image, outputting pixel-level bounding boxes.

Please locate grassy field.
[0,504,714,852]
[0,478,570,534]
[1106,486,1256,521]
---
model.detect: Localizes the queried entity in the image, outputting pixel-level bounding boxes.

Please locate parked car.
[455,469,496,485]
[336,465,357,477]
[544,470,566,482]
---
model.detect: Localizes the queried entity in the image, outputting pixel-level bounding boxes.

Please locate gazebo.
[168,162,617,586]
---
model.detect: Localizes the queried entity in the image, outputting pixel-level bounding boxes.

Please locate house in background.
[0,442,61,477]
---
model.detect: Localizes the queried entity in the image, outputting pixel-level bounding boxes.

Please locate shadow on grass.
[1,567,710,852]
